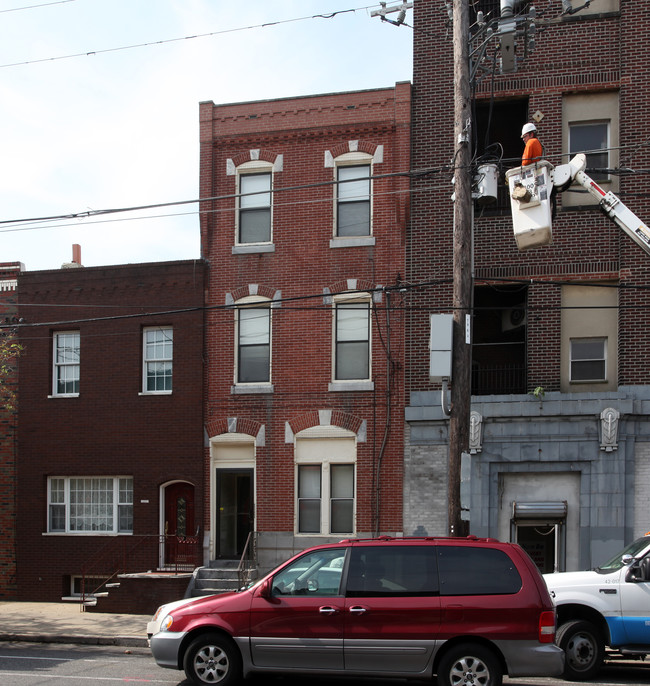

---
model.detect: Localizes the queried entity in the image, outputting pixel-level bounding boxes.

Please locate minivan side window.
[437,546,522,595]
[346,546,439,597]
[271,549,345,597]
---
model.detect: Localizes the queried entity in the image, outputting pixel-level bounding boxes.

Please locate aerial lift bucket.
[505,161,555,250]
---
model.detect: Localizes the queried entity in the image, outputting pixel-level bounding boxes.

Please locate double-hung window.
[239,172,271,244]
[337,164,371,237]
[143,327,173,393]
[570,338,607,382]
[334,300,370,381]
[298,463,354,534]
[53,331,80,396]
[237,302,271,384]
[48,477,133,534]
[569,122,609,182]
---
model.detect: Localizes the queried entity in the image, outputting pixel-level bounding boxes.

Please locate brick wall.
[0,262,23,598]
[409,0,650,395]
[16,260,205,601]
[200,85,411,544]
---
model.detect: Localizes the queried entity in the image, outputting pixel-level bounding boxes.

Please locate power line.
[0,0,76,13]
[0,4,377,70]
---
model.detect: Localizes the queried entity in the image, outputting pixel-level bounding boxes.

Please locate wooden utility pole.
[448,0,473,536]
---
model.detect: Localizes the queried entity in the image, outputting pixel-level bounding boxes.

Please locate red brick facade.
[16,260,205,601]
[200,85,410,566]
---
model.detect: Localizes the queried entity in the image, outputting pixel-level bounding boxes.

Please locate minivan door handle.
[349,606,368,615]
[319,606,338,615]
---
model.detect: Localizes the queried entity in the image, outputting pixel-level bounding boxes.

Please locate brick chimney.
[62,244,83,269]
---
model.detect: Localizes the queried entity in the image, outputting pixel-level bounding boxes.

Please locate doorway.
[216,469,254,559]
[163,481,197,567]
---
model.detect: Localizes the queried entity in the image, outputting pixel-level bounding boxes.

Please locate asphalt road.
[1,642,650,686]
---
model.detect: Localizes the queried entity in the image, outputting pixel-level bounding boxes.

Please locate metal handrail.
[237,531,258,589]
[79,532,201,610]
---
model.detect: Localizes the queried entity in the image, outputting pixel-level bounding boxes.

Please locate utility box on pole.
[429,314,454,381]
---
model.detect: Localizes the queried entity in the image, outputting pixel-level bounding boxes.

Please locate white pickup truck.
[544,535,650,680]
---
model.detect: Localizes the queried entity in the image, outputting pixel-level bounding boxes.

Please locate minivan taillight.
[539,611,556,643]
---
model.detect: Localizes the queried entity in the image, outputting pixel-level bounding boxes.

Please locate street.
[1,642,650,686]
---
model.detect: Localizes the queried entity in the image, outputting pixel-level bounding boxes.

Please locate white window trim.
[294,431,357,536]
[235,161,274,248]
[333,152,373,239]
[51,331,80,398]
[569,337,607,383]
[141,326,173,395]
[330,292,373,390]
[233,295,273,390]
[46,476,133,535]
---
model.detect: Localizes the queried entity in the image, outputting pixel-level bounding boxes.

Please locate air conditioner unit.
[502,306,527,331]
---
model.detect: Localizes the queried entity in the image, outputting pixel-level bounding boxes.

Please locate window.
[335,300,370,381]
[298,463,354,535]
[237,303,270,384]
[143,327,173,393]
[272,548,345,597]
[239,172,271,243]
[562,92,618,207]
[570,338,607,382]
[437,546,522,595]
[561,284,617,391]
[569,122,609,182]
[48,477,133,534]
[53,331,80,396]
[347,546,439,597]
[337,164,370,237]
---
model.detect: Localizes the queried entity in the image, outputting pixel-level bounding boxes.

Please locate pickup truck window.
[597,536,650,573]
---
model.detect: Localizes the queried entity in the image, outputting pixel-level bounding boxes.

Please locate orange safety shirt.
[522,136,543,166]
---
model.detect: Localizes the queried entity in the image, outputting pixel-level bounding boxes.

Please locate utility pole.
[448,0,473,536]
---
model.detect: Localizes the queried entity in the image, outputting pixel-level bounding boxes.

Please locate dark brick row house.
[406,0,650,572]
[15,259,205,603]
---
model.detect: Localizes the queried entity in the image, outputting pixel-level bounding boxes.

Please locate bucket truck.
[505,154,650,255]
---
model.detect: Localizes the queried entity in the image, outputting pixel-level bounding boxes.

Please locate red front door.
[164,482,196,566]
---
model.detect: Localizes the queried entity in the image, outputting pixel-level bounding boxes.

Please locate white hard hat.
[521,122,537,137]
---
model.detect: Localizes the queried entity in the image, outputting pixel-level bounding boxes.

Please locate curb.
[0,633,148,648]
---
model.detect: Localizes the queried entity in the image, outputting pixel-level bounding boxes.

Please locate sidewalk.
[0,601,149,648]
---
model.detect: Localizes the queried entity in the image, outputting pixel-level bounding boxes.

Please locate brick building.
[199,84,410,573]
[406,0,650,571]
[0,262,23,598]
[16,258,205,602]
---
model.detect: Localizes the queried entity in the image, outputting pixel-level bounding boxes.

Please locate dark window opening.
[474,98,529,214]
[472,285,527,395]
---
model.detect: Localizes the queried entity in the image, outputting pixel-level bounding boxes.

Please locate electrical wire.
[0,0,75,13]
[0,5,379,70]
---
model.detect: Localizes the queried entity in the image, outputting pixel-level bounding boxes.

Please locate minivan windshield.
[597,536,650,573]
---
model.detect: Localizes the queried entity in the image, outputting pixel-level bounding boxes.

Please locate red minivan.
[148,536,564,686]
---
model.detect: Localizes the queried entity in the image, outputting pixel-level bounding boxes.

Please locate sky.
[0,0,413,272]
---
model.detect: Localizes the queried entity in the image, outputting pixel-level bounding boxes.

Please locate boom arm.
[506,153,650,255]
[571,162,650,255]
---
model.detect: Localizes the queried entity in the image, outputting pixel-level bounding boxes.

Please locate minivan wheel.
[183,633,242,686]
[437,643,502,686]
[556,619,605,681]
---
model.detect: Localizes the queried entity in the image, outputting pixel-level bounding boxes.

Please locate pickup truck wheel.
[437,643,502,686]
[556,619,605,681]
[183,633,242,686]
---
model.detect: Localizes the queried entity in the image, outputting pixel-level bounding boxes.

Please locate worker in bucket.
[521,122,543,166]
